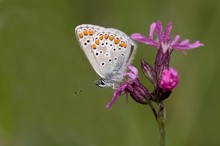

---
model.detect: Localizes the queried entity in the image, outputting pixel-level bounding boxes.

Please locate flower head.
[106,20,203,108]
[131,21,204,53]
[131,21,203,93]
[160,67,178,90]
[106,65,150,109]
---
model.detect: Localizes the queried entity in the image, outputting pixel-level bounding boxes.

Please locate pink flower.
[106,65,150,109]
[106,21,203,108]
[131,21,204,53]
[160,67,178,90]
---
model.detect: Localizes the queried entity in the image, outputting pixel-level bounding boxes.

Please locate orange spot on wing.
[109,35,115,40]
[99,35,103,40]
[92,44,96,49]
[114,38,120,44]
[78,33,83,38]
[88,29,94,36]
[95,39,100,45]
[83,29,88,35]
[104,34,109,39]
[119,42,127,48]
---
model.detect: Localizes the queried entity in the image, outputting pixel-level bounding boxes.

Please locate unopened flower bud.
[160,67,178,90]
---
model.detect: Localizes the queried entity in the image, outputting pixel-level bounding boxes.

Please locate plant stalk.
[157,101,166,146]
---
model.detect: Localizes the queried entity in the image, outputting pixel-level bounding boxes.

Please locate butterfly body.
[75,24,137,88]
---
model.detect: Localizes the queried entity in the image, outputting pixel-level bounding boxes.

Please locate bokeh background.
[0,0,219,146]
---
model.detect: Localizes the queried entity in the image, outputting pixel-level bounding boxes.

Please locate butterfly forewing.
[75,24,137,85]
[75,24,106,78]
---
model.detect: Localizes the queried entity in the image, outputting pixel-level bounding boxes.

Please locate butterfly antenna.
[73,80,98,95]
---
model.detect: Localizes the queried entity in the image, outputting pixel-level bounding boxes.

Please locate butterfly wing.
[75,24,137,86]
[105,28,137,80]
[75,24,107,78]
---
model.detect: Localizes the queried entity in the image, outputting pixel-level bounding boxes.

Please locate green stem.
[148,101,166,146]
[157,101,166,146]
[148,100,158,119]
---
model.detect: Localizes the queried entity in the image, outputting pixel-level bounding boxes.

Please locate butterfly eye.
[100,80,106,86]
[96,79,106,87]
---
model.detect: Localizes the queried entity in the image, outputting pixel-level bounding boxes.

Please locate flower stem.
[148,100,157,119]
[157,101,166,146]
[148,100,166,146]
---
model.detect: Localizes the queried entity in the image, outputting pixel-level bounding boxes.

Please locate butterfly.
[75,24,137,89]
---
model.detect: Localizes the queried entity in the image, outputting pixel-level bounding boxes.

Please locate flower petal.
[106,84,128,109]
[156,21,163,41]
[172,41,204,50]
[164,22,172,39]
[171,35,180,46]
[131,33,158,47]
[149,22,156,39]
[128,65,138,79]
[123,65,138,81]
[179,39,190,45]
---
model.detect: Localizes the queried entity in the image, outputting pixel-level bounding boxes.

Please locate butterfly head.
[96,78,120,89]
[96,78,113,88]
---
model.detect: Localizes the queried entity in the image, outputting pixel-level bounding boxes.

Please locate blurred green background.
[0,0,219,146]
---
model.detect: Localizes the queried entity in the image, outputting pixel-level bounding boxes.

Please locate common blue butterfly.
[75,24,137,89]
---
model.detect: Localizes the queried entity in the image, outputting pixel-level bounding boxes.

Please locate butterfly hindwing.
[75,24,137,87]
